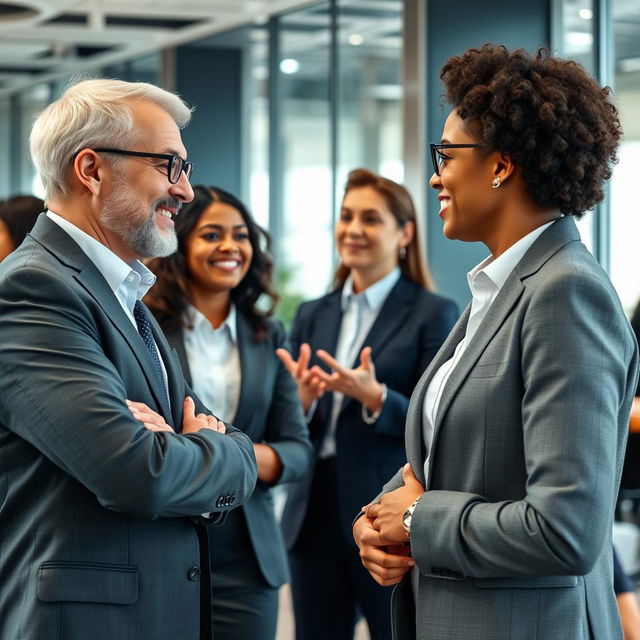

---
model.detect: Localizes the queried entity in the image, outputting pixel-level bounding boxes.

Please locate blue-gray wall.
[176,47,242,195]
[425,0,551,310]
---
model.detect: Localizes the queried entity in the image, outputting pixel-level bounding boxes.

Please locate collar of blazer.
[29,214,175,423]
[167,310,265,430]
[405,215,579,485]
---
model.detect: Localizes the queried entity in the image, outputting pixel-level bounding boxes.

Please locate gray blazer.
[167,315,313,587]
[0,214,257,640]
[379,217,639,640]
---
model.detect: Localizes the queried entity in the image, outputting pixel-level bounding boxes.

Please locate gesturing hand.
[312,346,384,413]
[364,464,425,543]
[126,396,226,434]
[353,515,414,587]
[276,343,327,412]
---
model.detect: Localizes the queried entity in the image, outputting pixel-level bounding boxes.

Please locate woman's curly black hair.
[440,44,622,216]
[144,185,278,341]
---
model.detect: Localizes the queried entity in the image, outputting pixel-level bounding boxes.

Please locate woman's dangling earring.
[491,177,502,189]
[399,246,407,260]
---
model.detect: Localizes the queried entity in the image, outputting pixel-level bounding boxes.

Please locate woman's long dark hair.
[0,195,45,250]
[145,185,278,341]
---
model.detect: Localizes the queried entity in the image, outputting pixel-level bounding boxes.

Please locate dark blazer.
[281,275,458,546]
[378,217,639,640]
[166,315,313,587]
[0,214,257,640]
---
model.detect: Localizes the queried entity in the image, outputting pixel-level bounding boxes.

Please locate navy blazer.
[281,275,458,546]
[0,215,257,640]
[166,314,313,587]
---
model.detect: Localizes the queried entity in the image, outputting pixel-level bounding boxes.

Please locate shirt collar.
[46,210,155,300]
[467,219,558,293]
[186,303,237,343]
[341,266,401,313]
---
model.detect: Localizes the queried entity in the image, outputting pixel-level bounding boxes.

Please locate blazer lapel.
[353,278,414,366]
[75,264,174,422]
[312,291,343,422]
[338,278,417,415]
[405,306,470,484]
[30,215,174,422]
[423,216,580,487]
[232,313,264,430]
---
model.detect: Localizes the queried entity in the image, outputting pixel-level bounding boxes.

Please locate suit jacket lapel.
[353,278,414,366]
[31,215,174,423]
[312,291,343,423]
[423,216,580,487]
[338,278,417,415]
[405,306,470,484]
[232,313,264,429]
[75,266,174,422]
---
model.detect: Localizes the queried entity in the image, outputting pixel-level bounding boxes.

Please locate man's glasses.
[430,143,481,176]
[93,148,193,184]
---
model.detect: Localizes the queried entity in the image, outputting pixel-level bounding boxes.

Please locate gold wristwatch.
[402,498,419,539]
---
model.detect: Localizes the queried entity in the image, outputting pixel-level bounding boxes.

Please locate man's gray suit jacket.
[0,214,258,640]
[378,217,639,640]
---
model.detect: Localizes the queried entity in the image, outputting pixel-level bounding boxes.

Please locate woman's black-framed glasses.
[430,143,481,176]
[93,148,193,184]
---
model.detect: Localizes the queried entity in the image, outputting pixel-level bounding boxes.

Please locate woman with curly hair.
[143,185,313,640]
[356,45,639,639]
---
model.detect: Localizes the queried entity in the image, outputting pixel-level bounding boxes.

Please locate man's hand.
[126,397,226,434]
[311,346,384,413]
[364,464,425,543]
[353,515,414,586]
[276,343,327,412]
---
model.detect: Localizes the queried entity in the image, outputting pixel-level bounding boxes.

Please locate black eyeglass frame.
[93,147,193,184]
[430,143,481,176]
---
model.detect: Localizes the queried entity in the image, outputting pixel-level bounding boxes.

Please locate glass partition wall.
[558,0,640,313]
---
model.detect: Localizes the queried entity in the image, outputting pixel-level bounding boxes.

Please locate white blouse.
[182,304,241,423]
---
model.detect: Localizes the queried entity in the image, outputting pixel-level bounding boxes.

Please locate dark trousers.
[209,508,279,640]
[289,458,393,640]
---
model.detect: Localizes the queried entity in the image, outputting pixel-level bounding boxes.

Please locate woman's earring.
[491,177,502,189]
[399,246,407,260]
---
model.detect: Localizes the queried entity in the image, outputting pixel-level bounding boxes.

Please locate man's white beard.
[101,181,178,259]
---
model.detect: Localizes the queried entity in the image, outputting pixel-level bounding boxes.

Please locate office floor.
[276,584,370,640]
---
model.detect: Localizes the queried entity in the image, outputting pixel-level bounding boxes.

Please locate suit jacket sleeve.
[261,321,313,485]
[409,271,638,579]
[0,265,257,520]
[372,298,458,438]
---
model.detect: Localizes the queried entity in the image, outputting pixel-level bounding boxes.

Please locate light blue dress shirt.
[319,266,401,458]
[46,210,170,400]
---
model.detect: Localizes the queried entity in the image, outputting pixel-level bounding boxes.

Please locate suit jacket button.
[187,566,201,581]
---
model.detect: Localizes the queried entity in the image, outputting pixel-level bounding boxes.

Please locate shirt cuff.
[361,383,387,425]
[305,399,318,423]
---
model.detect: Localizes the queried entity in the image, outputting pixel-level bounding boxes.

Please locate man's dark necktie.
[133,300,169,408]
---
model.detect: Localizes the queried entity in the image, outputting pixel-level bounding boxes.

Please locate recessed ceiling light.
[348,33,364,46]
[279,58,299,74]
[579,8,593,20]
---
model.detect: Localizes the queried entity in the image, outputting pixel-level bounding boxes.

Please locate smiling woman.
[144,184,313,640]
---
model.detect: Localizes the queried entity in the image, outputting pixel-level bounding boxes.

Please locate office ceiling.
[0,0,318,96]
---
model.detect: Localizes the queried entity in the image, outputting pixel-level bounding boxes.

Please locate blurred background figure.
[277,168,458,640]
[145,185,313,640]
[0,195,45,262]
[615,297,640,640]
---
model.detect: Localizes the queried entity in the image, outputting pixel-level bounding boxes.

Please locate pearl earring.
[491,177,502,189]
